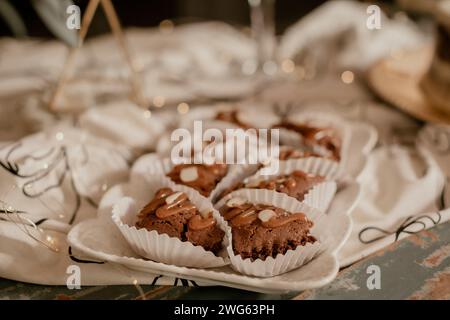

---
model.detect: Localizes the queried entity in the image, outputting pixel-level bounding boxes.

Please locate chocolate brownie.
[219,170,324,201]
[166,164,228,197]
[136,188,224,255]
[219,199,316,260]
[274,122,341,161]
[215,110,251,129]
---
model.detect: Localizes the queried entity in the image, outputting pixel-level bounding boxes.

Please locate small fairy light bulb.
[133,279,138,286]
[152,96,165,108]
[55,132,64,142]
[341,70,355,84]
[281,59,295,74]
[45,234,59,252]
[143,110,152,119]
[46,234,56,247]
[59,214,65,219]
[101,183,108,192]
[177,102,189,114]
[159,19,174,34]
[43,163,49,169]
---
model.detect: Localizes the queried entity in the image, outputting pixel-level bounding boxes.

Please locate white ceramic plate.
[68,181,359,294]
[67,122,376,293]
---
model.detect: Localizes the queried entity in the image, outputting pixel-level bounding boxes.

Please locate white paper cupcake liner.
[215,188,328,277]
[302,182,336,213]
[280,157,341,180]
[111,178,229,268]
[210,164,259,203]
[241,162,337,213]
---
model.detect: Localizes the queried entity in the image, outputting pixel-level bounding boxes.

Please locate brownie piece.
[250,171,324,201]
[136,188,224,255]
[215,110,251,129]
[166,164,228,197]
[274,122,341,161]
[219,170,324,201]
[219,200,316,260]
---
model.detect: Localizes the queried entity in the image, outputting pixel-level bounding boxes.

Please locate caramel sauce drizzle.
[222,203,253,221]
[261,212,307,228]
[221,202,308,228]
[230,207,257,227]
[188,214,216,231]
[141,188,216,231]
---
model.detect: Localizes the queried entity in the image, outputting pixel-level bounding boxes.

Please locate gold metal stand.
[49,0,147,111]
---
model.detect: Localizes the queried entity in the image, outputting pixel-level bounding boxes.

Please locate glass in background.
[248,0,278,76]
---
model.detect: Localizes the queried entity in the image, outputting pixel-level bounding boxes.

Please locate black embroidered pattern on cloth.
[0,142,96,225]
[68,246,200,287]
[172,278,200,287]
[358,211,442,244]
[68,246,105,264]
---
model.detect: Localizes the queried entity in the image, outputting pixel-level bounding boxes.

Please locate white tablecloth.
[0,0,449,287]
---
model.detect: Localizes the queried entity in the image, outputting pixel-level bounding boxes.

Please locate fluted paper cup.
[112,177,229,268]
[238,160,338,212]
[215,188,328,277]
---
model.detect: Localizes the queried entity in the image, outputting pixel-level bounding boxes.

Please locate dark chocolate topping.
[220,201,316,260]
[220,202,308,228]
[167,163,228,197]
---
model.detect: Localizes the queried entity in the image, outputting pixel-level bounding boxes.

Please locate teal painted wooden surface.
[296,222,450,300]
[1,222,449,300]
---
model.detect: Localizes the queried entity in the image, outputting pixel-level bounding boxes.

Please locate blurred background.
[0,0,398,38]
